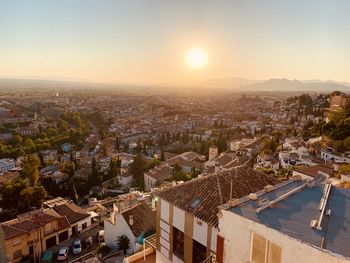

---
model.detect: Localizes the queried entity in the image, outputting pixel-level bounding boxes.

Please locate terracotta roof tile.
[156,166,278,227]
[122,203,156,238]
[53,202,89,224]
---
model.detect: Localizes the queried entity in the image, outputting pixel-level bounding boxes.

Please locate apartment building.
[0,209,71,263]
[217,177,350,263]
[154,166,278,263]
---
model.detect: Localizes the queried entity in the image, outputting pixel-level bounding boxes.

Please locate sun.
[185,48,208,70]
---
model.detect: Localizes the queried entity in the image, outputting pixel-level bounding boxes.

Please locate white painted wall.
[172,206,185,232]
[292,170,313,181]
[173,254,184,263]
[193,217,207,247]
[219,209,350,263]
[72,216,91,232]
[118,175,133,186]
[156,251,172,263]
[161,200,170,222]
[211,227,218,252]
[144,174,156,191]
[104,214,136,252]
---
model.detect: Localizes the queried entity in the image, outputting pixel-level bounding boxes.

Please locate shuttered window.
[251,232,282,263]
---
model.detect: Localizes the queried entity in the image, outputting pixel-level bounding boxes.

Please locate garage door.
[59,231,69,243]
[45,236,57,249]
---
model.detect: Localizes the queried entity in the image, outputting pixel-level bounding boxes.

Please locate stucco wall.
[219,210,350,263]
[104,214,136,252]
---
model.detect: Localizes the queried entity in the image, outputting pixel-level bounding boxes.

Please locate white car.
[73,239,82,254]
[57,247,69,261]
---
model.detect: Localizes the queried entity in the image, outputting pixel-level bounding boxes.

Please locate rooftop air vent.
[228,199,240,208]
[264,185,274,193]
[292,175,302,181]
[249,193,258,200]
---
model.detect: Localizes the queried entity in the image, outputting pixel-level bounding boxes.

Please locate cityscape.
[0,1,350,263]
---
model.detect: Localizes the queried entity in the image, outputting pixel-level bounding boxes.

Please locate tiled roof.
[0,208,69,240]
[144,165,173,182]
[57,216,71,232]
[294,164,334,178]
[53,202,90,224]
[122,203,156,238]
[156,166,278,227]
[1,224,28,240]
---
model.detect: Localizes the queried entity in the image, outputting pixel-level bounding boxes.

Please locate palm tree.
[116,234,130,254]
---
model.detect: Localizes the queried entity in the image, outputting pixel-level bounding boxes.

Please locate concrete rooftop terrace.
[228,177,350,258]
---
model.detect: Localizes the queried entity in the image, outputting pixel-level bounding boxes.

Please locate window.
[251,233,266,263]
[267,242,282,263]
[190,197,201,209]
[82,222,87,229]
[172,227,184,260]
[251,232,282,263]
[13,249,22,259]
[192,239,207,263]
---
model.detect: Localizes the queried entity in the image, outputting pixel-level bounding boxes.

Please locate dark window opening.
[29,245,33,255]
[192,239,207,263]
[45,236,57,249]
[172,227,184,260]
[59,230,69,243]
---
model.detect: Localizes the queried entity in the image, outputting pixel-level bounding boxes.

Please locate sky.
[1,0,350,85]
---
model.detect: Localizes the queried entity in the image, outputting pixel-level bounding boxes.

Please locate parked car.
[41,250,53,263]
[57,247,69,261]
[73,239,82,254]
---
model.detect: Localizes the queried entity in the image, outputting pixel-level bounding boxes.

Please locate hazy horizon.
[2,1,350,85]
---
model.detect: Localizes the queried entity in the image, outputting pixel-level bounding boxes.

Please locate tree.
[160,148,165,161]
[106,157,118,181]
[115,136,120,152]
[12,134,23,146]
[129,154,146,190]
[339,164,350,175]
[116,234,130,254]
[88,157,101,188]
[344,136,350,151]
[64,161,76,177]
[23,138,34,148]
[21,154,40,186]
[217,131,227,153]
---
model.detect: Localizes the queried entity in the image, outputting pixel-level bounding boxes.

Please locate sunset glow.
[185,48,208,70]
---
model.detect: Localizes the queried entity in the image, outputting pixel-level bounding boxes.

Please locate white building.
[144,164,172,191]
[155,166,278,263]
[104,203,155,253]
[292,164,334,181]
[217,178,350,263]
[0,158,16,172]
[321,148,350,164]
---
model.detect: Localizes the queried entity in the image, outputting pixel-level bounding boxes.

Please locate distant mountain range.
[237,78,350,93]
[0,77,349,93]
